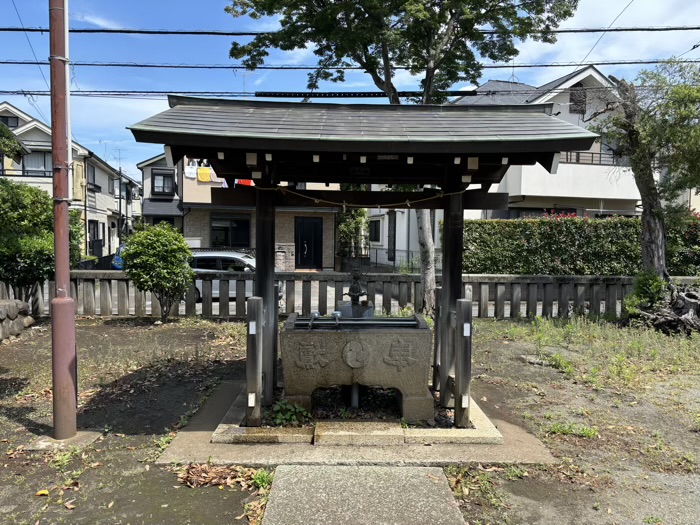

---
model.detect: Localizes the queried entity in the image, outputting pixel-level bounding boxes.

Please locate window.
[222,258,249,272]
[23,152,52,176]
[194,257,219,270]
[570,82,587,115]
[369,220,381,243]
[86,164,101,192]
[0,116,18,128]
[152,168,175,195]
[211,216,251,248]
[151,217,175,227]
[387,211,396,262]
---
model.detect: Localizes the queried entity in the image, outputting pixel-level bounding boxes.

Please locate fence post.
[454,296,472,428]
[383,281,392,315]
[478,283,489,318]
[237,280,247,317]
[100,279,112,316]
[605,283,618,319]
[542,283,554,318]
[558,283,571,318]
[246,297,263,426]
[202,280,213,317]
[185,284,196,317]
[495,283,505,319]
[135,288,145,317]
[526,283,538,318]
[319,281,328,315]
[117,281,129,316]
[219,279,230,318]
[302,280,311,316]
[511,283,521,318]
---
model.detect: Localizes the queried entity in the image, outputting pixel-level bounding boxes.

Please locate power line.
[1,58,698,71]
[1,25,700,36]
[9,0,51,125]
[1,84,693,101]
[574,0,637,71]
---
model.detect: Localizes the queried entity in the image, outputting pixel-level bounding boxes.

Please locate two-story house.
[0,101,141,258]
[139,153,338,271]
[367,66,641,269]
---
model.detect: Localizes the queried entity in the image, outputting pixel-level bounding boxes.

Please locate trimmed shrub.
[462,213,700,276]
[122,223,195,322]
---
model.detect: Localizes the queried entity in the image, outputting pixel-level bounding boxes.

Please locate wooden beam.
[211,187,508,210]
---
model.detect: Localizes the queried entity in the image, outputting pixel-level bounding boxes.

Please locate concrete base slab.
[315,420,404,446]
[25,430,102,452]
[262,465,465,525]
[159,381,554,466]
[404,401,503,445]
[212,426,314,444]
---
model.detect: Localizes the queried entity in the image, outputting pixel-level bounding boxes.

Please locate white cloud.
[71,12,124,30]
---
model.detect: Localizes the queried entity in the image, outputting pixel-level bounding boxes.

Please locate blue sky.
[1,0,699,180]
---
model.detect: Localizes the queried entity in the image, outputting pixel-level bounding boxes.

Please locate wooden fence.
[0,271,694,321]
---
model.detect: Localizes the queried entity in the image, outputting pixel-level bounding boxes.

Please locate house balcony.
[498,158,640,203]
[0,168,52,177]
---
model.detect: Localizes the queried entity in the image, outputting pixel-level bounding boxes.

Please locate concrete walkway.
[262,465,465,525]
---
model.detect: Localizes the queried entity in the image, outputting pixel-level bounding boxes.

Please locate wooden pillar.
[439,184,463,408]
[255,182,276,406]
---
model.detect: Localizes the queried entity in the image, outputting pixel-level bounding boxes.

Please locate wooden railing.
[1,271,695,321]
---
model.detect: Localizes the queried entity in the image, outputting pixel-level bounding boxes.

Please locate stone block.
[22,315,35,329]
[210,425,314,444]
[280,314,435,422]
[9,317,24,336]
[17,301,30,316]
[1,300,19,320]
[314,420,404,446]
[0,304,7,321]
[0,319,7,341]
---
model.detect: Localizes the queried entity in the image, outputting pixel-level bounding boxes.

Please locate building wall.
[183,208,335,270]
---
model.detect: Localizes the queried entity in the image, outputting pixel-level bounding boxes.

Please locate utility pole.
[49,0,77,440]
[118,168,123,246]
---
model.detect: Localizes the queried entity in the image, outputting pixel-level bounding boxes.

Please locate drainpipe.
[83,157,88,255]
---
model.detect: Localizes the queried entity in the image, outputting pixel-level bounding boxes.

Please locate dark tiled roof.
[129,96,597,155]
[452,80,535,106]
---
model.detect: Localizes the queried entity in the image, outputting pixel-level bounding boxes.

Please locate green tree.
[226,0,579,312]
[122,223,195,322]
[0,178,83,300]
[591,61,700,280]
[0,123,23,160]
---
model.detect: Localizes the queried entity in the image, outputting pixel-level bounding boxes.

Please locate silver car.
[191,251,283,302]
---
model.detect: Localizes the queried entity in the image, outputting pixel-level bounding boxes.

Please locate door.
[295,217,323,270]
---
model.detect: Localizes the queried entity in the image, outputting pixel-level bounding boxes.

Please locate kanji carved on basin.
[280,313,434,422]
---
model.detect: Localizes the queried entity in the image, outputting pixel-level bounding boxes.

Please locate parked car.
[191,251,284,302]
[111,244,125,270]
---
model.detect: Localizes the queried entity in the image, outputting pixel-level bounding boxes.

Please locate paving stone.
[211,426,314,444]
[262,465,465,525]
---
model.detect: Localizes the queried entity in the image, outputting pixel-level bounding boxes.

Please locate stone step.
[262,465,466,525]
[314,420,404,446]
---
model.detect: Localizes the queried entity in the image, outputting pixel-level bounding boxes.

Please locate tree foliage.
[591,61,700,279]
[0,123,22,160]
[227,0,578,102]
[226,0,580,312]
[0,178,83,299]
[122,223,195,322]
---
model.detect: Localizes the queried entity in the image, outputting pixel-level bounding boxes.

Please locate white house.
[367,66,642,268]
[0,101,141,258]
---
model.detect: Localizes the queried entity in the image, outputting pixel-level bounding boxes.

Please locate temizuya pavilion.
[130,97,596,426]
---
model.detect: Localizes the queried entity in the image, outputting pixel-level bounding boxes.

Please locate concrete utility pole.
[50,0,77,440]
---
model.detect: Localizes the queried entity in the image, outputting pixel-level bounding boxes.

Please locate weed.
[251,469,273,490]
[504,466,528,481]
[593,501,601,511]
[338,407,351,419]
[271,400,312,426]
[547,422,598,439]
[153,434,174,453]
[547,352,575,377]
[691,413,700,433]
[643,517,663,524]
[400,418,409,429]
[48,447,80,471]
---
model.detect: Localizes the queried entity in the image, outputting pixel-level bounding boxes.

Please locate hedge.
[462,214,700,276]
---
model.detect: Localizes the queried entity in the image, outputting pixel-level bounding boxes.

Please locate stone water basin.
[280,314,434,422]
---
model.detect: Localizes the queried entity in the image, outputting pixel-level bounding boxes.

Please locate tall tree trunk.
[617,80,669,280]
[416,208,436,314]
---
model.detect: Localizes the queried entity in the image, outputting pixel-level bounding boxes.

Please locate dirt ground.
[0,316,698,525]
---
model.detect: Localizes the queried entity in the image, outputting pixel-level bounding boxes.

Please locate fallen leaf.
[145,464,150,471]
[108,501,114,509]
[64,499,76,510]
[35,490,49,497]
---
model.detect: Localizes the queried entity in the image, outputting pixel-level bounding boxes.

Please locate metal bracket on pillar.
[454,296,473,428]
[246,297,263,426]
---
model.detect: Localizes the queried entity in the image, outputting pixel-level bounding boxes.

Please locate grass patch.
[547,422,599,439]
